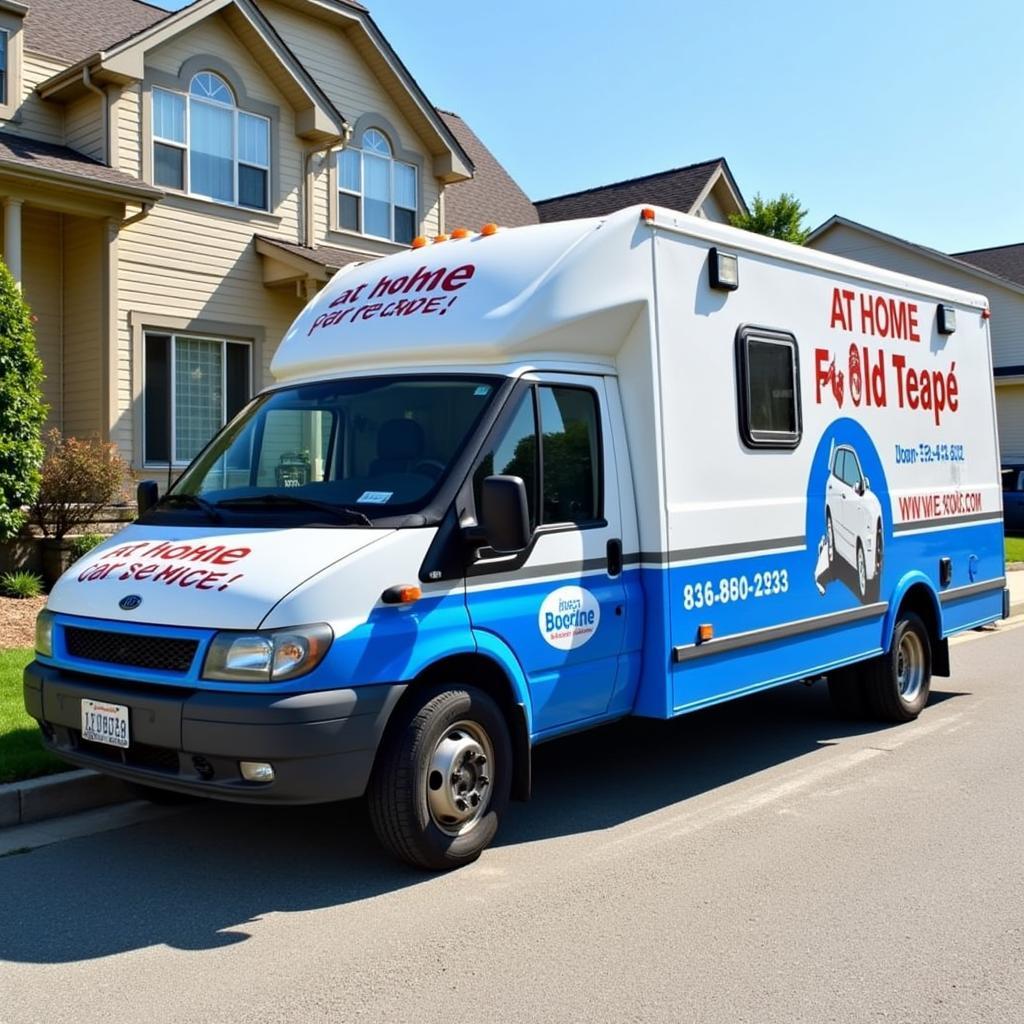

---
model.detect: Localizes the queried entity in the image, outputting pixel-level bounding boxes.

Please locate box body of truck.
[24,207,1006,868]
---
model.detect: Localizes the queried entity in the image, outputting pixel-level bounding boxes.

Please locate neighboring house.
[1,0,471,475]
[440,119,746,230]
[807,217,1024,459]
[533,158,746,225]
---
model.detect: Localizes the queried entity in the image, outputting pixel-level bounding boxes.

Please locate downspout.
[81,66,110,165]
[303,123,351,249]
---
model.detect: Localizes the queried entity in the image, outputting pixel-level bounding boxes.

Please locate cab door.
[464,375,627,736]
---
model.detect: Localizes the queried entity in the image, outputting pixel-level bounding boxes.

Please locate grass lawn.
[1007,536,1024,564]
[0,647,67,785]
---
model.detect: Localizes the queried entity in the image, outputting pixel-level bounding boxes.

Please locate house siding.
[20,207,63,429]
[62,215,105,439]
[996,385,1024,459]
[259,0,442,243]
[13,53,68,146]
[64,92,105,162]
[808,223,1024,368]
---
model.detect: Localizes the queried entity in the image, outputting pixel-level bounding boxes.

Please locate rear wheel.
[864,612,932,722]
[826,511,835,565]
[368,685,512,870]
[856,540,867,598]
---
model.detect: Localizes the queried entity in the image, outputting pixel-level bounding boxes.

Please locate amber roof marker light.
[481,222,499,236]
[451,227,472,239]
[641,207,656,223]
[411,236,428,249]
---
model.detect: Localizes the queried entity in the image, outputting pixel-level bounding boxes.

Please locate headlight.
[35,609,54,657]
[202,623,333,682]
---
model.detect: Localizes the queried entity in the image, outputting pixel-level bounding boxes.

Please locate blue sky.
[153,0,1023,253]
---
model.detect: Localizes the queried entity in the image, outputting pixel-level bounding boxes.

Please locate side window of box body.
[735,326,802,450]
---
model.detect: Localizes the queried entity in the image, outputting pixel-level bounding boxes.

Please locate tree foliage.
[729,192,811,245]
[0,260,47,540]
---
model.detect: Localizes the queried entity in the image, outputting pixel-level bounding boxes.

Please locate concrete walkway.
[1009,567,1024,615]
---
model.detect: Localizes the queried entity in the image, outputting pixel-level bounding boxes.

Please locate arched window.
[338,128,417,244]
[153,71,270,211]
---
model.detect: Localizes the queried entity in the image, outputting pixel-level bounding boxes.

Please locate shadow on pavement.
[0,682,964,964]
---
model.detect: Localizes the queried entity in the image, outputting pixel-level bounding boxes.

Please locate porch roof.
[0,132,163,203]
[255,234,366,285]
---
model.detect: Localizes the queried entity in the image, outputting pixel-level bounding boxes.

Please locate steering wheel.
[412,459,446,480]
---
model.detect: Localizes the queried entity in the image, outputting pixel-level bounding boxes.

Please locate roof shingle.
[437,110,538,230]
[0,130,162,197]
[954,243,1024,287]
[255,235,367,273]
[534,158,728,223]
[23,0,170,64]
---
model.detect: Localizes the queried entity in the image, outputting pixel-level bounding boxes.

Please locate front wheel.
[864,612,932,722]
[368,686,512,870]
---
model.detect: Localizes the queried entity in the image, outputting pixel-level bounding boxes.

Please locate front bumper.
[24,662,405,804]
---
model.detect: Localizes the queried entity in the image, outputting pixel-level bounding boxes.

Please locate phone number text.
[683,569,789,610]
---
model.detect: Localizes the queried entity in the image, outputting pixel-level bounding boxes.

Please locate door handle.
[606,538,623,577]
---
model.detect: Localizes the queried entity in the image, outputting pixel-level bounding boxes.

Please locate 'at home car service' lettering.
[307,263,476,336]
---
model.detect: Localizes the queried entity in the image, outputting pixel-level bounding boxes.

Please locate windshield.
[171,374,500,516]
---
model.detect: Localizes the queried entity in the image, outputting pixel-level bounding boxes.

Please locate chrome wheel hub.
[426,721,494,835]
[896,630,925,702]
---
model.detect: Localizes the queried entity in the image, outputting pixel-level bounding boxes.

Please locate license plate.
[81,699,130,749]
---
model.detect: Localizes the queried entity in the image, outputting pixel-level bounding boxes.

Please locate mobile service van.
[25,206,1009,869]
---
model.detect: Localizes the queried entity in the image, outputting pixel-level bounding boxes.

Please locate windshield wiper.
[156,492,223,522]
[215,494,373,526]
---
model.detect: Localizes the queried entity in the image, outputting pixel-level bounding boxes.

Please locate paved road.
[2,622,1023,1024]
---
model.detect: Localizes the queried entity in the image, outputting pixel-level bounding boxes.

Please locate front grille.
[64,626,198,674]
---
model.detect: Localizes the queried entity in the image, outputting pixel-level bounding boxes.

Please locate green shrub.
[0,570,43,599]
[69,532,105,562]
[0,260,47,541]
[30,429,128,541]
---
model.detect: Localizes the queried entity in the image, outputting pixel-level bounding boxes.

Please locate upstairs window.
[0,30,8,106]
[337,129,417,244]
[153,72,270,211]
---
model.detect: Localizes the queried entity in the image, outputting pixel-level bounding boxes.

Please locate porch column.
[3,197,22,288]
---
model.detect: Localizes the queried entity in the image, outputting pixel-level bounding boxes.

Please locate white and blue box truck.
[25,206,1008,868]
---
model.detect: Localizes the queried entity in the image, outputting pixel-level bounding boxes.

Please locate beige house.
[1,0,471,475]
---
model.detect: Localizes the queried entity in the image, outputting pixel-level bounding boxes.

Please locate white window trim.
[337,136,418,243]
[143,331,253,468]
[152,81,271,213]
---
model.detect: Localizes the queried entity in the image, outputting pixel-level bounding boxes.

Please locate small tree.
[0,260,47,540]
[31,429,128,541]
[729,192,811,245]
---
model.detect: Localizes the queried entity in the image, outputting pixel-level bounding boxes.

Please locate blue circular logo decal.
[119,594,143,611]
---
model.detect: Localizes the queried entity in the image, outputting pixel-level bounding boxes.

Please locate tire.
[368,685,512,871]
[856,540,867,599]
[827,665,869,719]
[826,510,835,565]
[874,521,883,579]
[126,782,198,806]
[863,612,932,722]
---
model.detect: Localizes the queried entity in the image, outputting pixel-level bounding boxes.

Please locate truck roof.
[270,205,990,385]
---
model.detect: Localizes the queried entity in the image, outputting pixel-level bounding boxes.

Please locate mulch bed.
[0,596,46,649]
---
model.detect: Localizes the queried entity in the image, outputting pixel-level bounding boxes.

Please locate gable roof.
[23,0,169,63]
[807,215,1024,299]
[953,243,1024,287]
[534,158,745,223]
[437,110,537,230]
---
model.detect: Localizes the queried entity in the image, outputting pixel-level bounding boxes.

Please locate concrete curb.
[0,769,132,829]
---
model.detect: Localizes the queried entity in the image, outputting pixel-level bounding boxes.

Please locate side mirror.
[859,477,869,496]
[137,480,159,517]
[480,475,531,554]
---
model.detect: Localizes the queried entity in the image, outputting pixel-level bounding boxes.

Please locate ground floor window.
[143,332,252,465]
